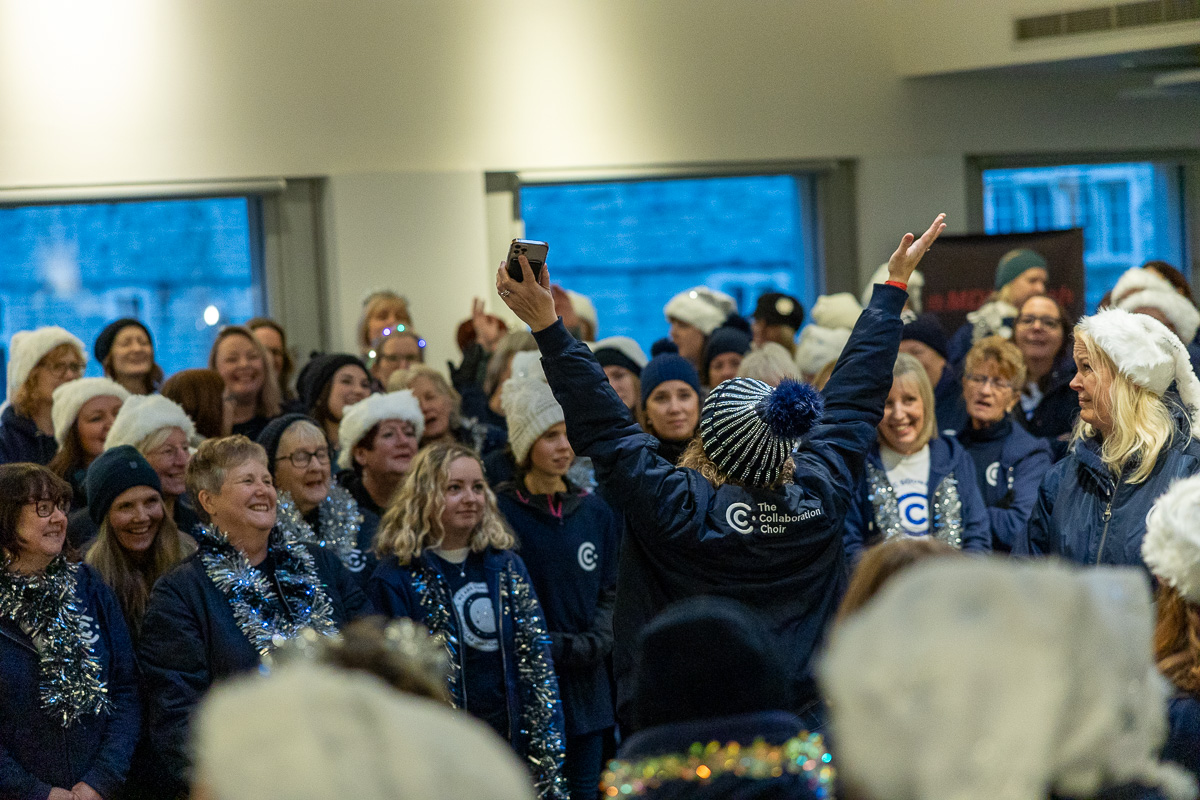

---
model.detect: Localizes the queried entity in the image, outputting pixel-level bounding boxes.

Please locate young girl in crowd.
[208,325,282,441]
[335,391,425,529]
[48,378,130,510]
[590,336,647,412]
[94,318,163,395]
[497,370,619,800]
[296,353,373,452]
[843,353,990,563]
[368,441,568,800]
[636,353,702,466]
[0,327,87,465]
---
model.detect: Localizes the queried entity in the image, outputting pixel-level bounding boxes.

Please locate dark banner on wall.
[920,229,1085,334]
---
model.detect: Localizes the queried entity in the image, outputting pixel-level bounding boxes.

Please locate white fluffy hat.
[820,558,1195,800]
[105,393,197,451]
[1144,474,1200,603]
[1079,307,1200,429]
[501,375,564,466]
[794,325,851,377]
[663,286,736,335]
[1111,266,1176,306]
[6,326,86,403]
[51,378,131,446]
[589,336,649,371]
[193,663,535,800]
[338,390,424,470]
[1116,288,1200,344]
[862,263,924,313]
[810,292,862,330]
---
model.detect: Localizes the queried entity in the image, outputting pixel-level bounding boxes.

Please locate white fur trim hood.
[663,286,736,335]
[104,394,198,451]
[1111,267,1175,307]
[51,378,131,446]
[1116,288,1200,344]
[337,390,424,470]
[7,327,86,404]
[1144,474,1200,604]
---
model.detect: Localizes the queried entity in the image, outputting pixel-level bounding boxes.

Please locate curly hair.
[374,442,514,563]
[1154,582,1200,696]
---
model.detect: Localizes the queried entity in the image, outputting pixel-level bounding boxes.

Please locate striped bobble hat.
[698,378,824,487]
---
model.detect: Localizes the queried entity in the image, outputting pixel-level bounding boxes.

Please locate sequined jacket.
[843,437,992,565]
[368,548,568,799]
[0,564,140,800]
[533,283,910,729]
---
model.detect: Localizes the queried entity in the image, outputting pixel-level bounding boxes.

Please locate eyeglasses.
[1016,315,1062,330]
[964,374,1014,392]
[26,498,70,517]
[281,448,331,468]
[43,360,85,378]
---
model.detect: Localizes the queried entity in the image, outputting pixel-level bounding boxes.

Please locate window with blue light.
[982,162,1185,312]
[0,197,263,388]
[520,175,820,352]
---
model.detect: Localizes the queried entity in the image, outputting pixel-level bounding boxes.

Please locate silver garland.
[866,462,965,548]
[0,558,112,726]
[408,555,567,800]
[195,525,339,657]
[276,484,367,572]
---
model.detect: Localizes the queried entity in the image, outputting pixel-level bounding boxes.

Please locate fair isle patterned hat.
[698,378,824,487]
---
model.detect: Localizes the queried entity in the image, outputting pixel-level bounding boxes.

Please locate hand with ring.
[495,256,557,332]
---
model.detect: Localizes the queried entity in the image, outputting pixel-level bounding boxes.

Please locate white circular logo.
[452,582,498,652]
[726,502,753,535]
[344,548,367,573]
[577,542,598,571]
[78,613,100,646]
[986,462,1001,488]
[897,492,928,531]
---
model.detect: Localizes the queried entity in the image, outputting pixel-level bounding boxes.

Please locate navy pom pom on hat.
[699,378,824,487]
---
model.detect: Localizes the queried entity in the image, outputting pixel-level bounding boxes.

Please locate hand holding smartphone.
[505,239,549,282]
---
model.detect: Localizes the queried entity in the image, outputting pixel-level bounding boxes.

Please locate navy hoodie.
[0,405,57,466]
[533,283,909,727]
[0,563,140,800]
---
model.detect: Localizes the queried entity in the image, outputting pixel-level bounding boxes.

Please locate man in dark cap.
[751,291,804,355]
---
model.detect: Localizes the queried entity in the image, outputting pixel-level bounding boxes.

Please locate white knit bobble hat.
[810,292,863,329]
[337,391,424,470]
[501,356,564,465]
[1144,474,1200,604]
[6,326,86,403]
[193,663,535,800]
[820,558,1196,800]
[105,394,198,451]
[663,286,737,335]
[794,325,851,377]
[1079,307,1200,430]
[51,378,131,446]
[1116,288,1200,344]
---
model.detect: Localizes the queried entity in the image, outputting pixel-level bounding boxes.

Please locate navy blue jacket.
[0,405,57,466]
[1018,356,1078,451]
[137,542,372,793]
[1164,694,1200,782]
[0,564,140,800]
[934,364,968,435]
[534,284,909,727]
[368,548,566,762]
[1016,416,1200,565]
[496,483,619,736]
[956,415,1054,552]
[843,436,992,564]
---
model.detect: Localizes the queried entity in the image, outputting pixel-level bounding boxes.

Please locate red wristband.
[885,280,908,290]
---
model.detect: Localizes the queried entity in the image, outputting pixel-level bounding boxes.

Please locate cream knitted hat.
[337,391,424,470]
[810,292,862,329]
[500,353,564,465]
[6,326,86,403]
[105,394,197,451]
[663,286,737,335]
[51,378,131,446]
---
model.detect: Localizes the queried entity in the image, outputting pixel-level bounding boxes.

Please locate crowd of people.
[2,213,1200,800]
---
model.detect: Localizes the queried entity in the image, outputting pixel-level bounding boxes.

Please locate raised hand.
[470,298,505,351]
[496,256,558,332]
[888,213,947,284]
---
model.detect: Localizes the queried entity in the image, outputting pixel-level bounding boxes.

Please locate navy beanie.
[901,314,949,360]
[86,445,162,525]
[296,353,367,413]
[649,337,678,358]
[256,413,317,474]
[94,318,153,364]
[632,597,790,732]
[640,354,701,406]
[703,327,752,371]
[994,248,1047,290]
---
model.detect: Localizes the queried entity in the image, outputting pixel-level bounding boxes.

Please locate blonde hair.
[358,291,412,354]
[14,342,84,417]
[208,327,282,419]
[388,365,463,433]
[186,435,270,523]
[737,343,801,386]
[677,436,794,490]
[374,442,514,563]
[964,335,1027,389]
[1070,329,1176,484]
[884,353,937,452]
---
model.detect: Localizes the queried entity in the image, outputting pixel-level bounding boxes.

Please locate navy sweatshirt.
[0,405,57,466]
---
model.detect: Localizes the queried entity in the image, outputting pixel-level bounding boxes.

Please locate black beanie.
[631,596,790,732]
[94,318,153,364]
[703,327,752,371]
[752,292,805,329]
[86,445,162,525]
[256,413,317,474]
[901,314,950,360]
[296,353,367,413]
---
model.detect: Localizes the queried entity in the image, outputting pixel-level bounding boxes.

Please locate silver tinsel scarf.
[408,555,567,800]
[276,484,366,571]
[195,525,339,657]
[865,462,965,548]
[0,557,112,726]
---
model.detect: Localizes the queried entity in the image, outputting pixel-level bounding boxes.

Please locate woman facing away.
[496,213,946,730]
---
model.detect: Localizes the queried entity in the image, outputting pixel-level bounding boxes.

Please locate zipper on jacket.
[1094,478,1120,565]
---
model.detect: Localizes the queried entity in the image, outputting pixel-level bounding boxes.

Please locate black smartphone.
[505,239,549,282]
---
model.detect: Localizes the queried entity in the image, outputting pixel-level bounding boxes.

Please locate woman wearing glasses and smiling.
[0,327,88,465]
[954,337,1053,552]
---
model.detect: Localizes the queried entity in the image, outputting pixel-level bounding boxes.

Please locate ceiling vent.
[1016,0,1200,41]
